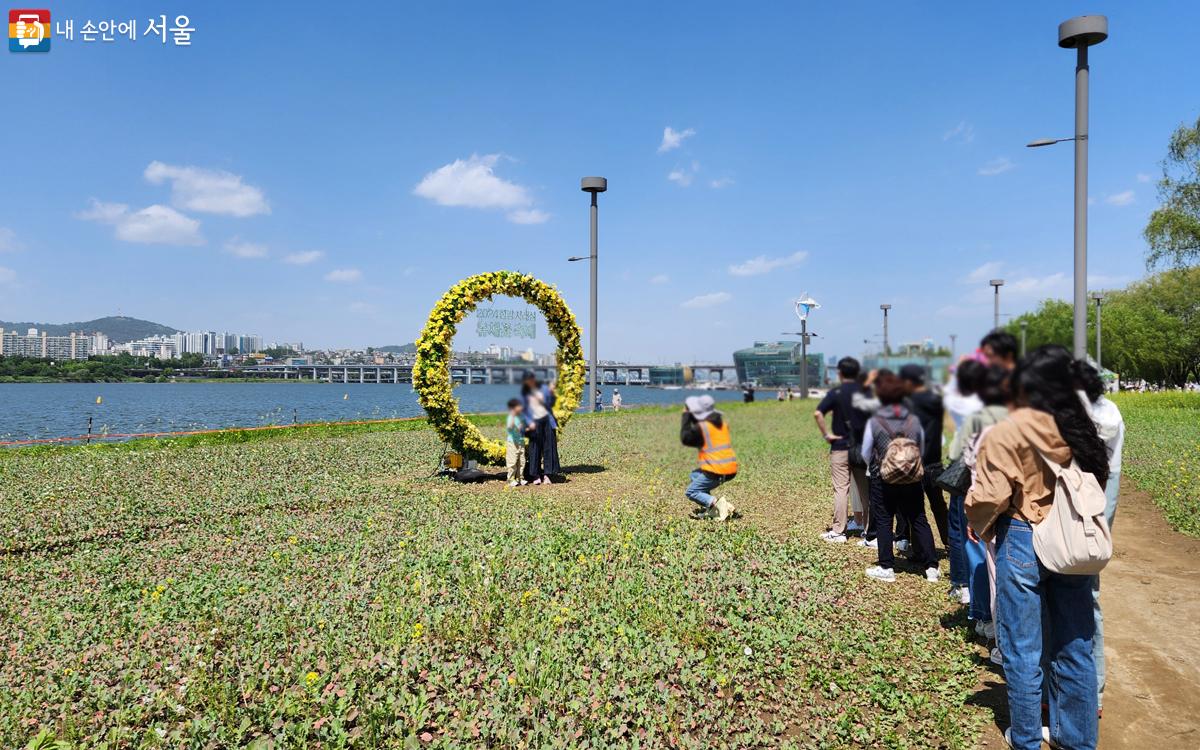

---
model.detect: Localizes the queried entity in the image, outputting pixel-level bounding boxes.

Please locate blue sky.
[2,1,1197,363]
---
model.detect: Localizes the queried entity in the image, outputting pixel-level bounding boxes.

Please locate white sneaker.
[959,586,972,605]
[924,567,940,583]
[990,647,1003,667]
[946,585,961,601]
[856,538,878,549]
[820,531,848,544]
[715,496,735,522]
[864,565,896,583]
[895,539,911,555]
[507,480,519,487]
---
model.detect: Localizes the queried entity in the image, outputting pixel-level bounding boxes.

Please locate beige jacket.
[964,408,1073,540]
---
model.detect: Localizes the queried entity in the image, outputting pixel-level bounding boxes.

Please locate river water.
[0,382,747,442]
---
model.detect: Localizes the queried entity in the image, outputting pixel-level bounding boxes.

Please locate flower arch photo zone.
[413,271,586,464]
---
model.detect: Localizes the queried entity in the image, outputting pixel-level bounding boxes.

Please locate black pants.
[870,477,936,571]
[524,416,561,480]
[922,464,949,547]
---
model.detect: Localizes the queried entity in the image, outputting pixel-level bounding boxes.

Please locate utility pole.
[880,304,891,369]
[578,177,607,411]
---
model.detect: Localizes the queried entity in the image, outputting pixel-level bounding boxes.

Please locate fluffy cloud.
[77,199,203,246]
[709,177,735,189]
[681,291,732,309]
[658,126,696,153]
[144,161,269,217]
[963,261,1004,284]
[414,154,547,224]
[0,227,21,252]
[978,157,1014,176]
[1105,190,1135,206]
[667,161,700,187]
[283,250,323,265]
[649,273,670,285]
[728,251,808,277]
[943,120,975,144]
[224,238,268,259]
[324,268,362,283]
[0,266,15,284]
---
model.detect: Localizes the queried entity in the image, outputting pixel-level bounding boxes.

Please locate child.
[680,395,738,521]
[505,398,529,487]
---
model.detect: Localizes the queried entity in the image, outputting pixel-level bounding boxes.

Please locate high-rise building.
[733,341,824,388]
[90,332,110,355]
[0,328,92,360]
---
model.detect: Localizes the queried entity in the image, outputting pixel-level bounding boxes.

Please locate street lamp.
[1027,15,1108,358]
[783,295,820,398]
[879,304,892,368]
[1091,291,1104,368]
[577,176,607,412]
[989,279,1005,330]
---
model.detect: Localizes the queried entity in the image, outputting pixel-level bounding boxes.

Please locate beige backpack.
[876,415,924,485]
[1027,446,1112,574]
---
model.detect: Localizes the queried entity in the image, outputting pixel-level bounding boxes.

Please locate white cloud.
[978,157,1014,176]
[667,161,700,187]
[943,120,975,144]
[728,251,808,277]
[1136,173,1152,183]
[283,250,323,265]
[709,177,735,189]
[963,261,1004,285]
[681,291,732,309]
[0,227,21,252]
[649,273,670,285]
[658,126,696,154]
[0,266,15,284]
[324,268,362,283]
[1105,190,1135,207]
[507,208,550,225]
[1006,273,1069,297]
[224,238,268,259]
[413,154,548,225]
[77,198,203,246]
[144,161,269,217]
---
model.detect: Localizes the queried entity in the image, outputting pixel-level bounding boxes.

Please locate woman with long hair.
[966,345,1109,750]
[520,371,561,484]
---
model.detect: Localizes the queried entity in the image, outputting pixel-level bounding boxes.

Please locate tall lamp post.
[1091,291,1104,368]
[786,295,820,398]
[880,304,892,368]
[989,279,1005,330]
[573,177,607,412]
[1020,320,1029,357]
[1027,15,1108,358]
[949,333,957,361]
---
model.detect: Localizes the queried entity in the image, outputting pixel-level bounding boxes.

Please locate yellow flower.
[305,671,319,685]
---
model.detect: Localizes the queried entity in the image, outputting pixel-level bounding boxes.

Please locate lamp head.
[1091,291,1104,301]
[1059,15,1107,49]
[880,304,891,311]
[580,176,608,193]
[990,279,1005,288]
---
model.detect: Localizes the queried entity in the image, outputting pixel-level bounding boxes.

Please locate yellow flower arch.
[413,271,586,464]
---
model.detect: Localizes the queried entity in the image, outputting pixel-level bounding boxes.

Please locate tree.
[1145,115,1200,268]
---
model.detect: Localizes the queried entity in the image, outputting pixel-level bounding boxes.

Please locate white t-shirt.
[1079,391,1125,474]
[527,389,549,420]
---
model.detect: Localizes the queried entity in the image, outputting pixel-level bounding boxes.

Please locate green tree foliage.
[1145,115,1200,268]
[1007,267,1200,386]
[0,353,207,382]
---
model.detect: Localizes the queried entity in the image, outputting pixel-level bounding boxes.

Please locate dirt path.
[976,485,1200,748]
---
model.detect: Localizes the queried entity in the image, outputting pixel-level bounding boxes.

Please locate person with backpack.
[859,373,938,583]
[680,394,738,521]
[966,345,1110,750]
[900,364,950,548]
[813,357,869,543]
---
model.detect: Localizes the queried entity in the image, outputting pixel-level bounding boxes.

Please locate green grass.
[1111,391,1200,536]
[1,401,984,748]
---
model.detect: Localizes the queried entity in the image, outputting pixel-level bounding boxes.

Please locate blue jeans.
[1093,472,1120,708]
[995,517,1097,750]
[685,469,728,509]
[948,495,968,587]
[965,532,991,622]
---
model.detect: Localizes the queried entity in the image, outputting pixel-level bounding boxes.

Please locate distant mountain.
[376,343,417,353]
[0,316,179,343]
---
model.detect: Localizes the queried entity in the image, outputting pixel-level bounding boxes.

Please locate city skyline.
[2,2,1197,361]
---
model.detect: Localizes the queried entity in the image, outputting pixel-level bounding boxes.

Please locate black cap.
[898,364,925,385]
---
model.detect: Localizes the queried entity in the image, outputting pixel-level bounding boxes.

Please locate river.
[0,382,748,442]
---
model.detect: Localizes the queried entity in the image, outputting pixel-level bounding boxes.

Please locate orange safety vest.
[698,419,739,475]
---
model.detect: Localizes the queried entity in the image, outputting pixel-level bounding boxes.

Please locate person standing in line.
[900,364,950,548]
[966,345,1109,750]
[944,359,986,604]
[594,387,603,412]
[1076,362,1125,716]
[521,371,561,485]
[680,395,738,521]
[813,357,870,543]
[860,373,939,583]
[980,329,1018,370]
[611,388,623,411]
[504,398,530,487]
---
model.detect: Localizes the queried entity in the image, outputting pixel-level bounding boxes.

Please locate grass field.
[1111,391,1200,537]
[2,400,990,749]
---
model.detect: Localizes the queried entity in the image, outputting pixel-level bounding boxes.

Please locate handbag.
[844,412,866,469]
[936,457,972,494]
[1027,446,1112,574]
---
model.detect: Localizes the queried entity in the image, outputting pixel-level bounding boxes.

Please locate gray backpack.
[876,415,924,485]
